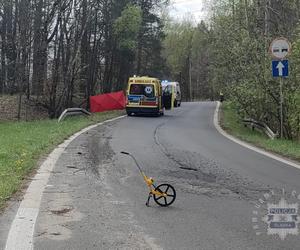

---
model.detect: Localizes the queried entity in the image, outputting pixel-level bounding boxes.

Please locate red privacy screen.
[90,91,126,113]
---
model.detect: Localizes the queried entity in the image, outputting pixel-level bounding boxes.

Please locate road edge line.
[4,115,126,250]
[213,101,300,170]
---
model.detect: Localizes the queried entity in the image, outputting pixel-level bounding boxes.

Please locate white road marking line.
[213,101,300,170]
[5,115,126,250]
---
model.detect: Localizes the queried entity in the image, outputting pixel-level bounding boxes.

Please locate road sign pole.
[269,37,291,139]
[280,77,283,139]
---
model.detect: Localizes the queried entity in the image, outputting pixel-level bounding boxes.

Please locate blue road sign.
[272,60,288,77]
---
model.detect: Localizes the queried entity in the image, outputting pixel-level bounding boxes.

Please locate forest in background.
[164,0,300,140]
[0,0,168,118]
[0,0,299,140]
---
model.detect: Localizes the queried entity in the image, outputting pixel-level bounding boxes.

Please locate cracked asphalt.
[2,101,300,250]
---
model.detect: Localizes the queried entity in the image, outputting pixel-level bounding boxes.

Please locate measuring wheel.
[153,184,176,207]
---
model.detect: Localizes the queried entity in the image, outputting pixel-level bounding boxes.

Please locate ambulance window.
[130,84,143,95]
[130,84,155,98]
[144,85,155,97]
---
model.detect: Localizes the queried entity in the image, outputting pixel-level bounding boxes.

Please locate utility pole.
[189,57,192,101]
[179,71,182,84]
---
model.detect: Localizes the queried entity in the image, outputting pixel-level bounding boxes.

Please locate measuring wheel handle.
[153,183,176,207]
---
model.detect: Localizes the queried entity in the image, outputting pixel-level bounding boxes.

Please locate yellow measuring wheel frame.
[121,152,176,207]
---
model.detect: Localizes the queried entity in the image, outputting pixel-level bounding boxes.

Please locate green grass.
[0,110,124,210]
[221,102,300,162]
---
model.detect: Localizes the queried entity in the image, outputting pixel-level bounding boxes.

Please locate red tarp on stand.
[90,91,126,113]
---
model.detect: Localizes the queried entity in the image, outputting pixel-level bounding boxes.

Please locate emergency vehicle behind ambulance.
[161,81,182,107]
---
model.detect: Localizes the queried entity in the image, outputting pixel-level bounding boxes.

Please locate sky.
[169,0,208,23]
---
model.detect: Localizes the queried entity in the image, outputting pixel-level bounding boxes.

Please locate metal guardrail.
[243,119,278,139]
[58,108,91,122]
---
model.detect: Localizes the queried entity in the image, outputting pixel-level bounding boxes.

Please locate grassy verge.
[221,102,300,162]
[0,110,125,210]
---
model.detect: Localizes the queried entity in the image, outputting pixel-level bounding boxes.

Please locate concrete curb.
[4,115,126,250]
[213,101,300,170]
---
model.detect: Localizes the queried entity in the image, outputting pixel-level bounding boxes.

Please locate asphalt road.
[3,102,300,250]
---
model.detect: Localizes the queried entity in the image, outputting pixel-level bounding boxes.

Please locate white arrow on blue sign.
[272,60,288,77]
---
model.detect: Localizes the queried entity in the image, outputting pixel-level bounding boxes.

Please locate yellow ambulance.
[126,76,164,116]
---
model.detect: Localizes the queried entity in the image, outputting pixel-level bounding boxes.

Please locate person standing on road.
[219,92,224,102]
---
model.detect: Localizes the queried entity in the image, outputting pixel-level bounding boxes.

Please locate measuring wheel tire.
[153,184,176,207]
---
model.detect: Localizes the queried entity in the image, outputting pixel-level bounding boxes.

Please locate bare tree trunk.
[32,0,45,96]
[244,0,249,31]
[0,9,7,94]
[17,93,22,120]
[5,0,17,94]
